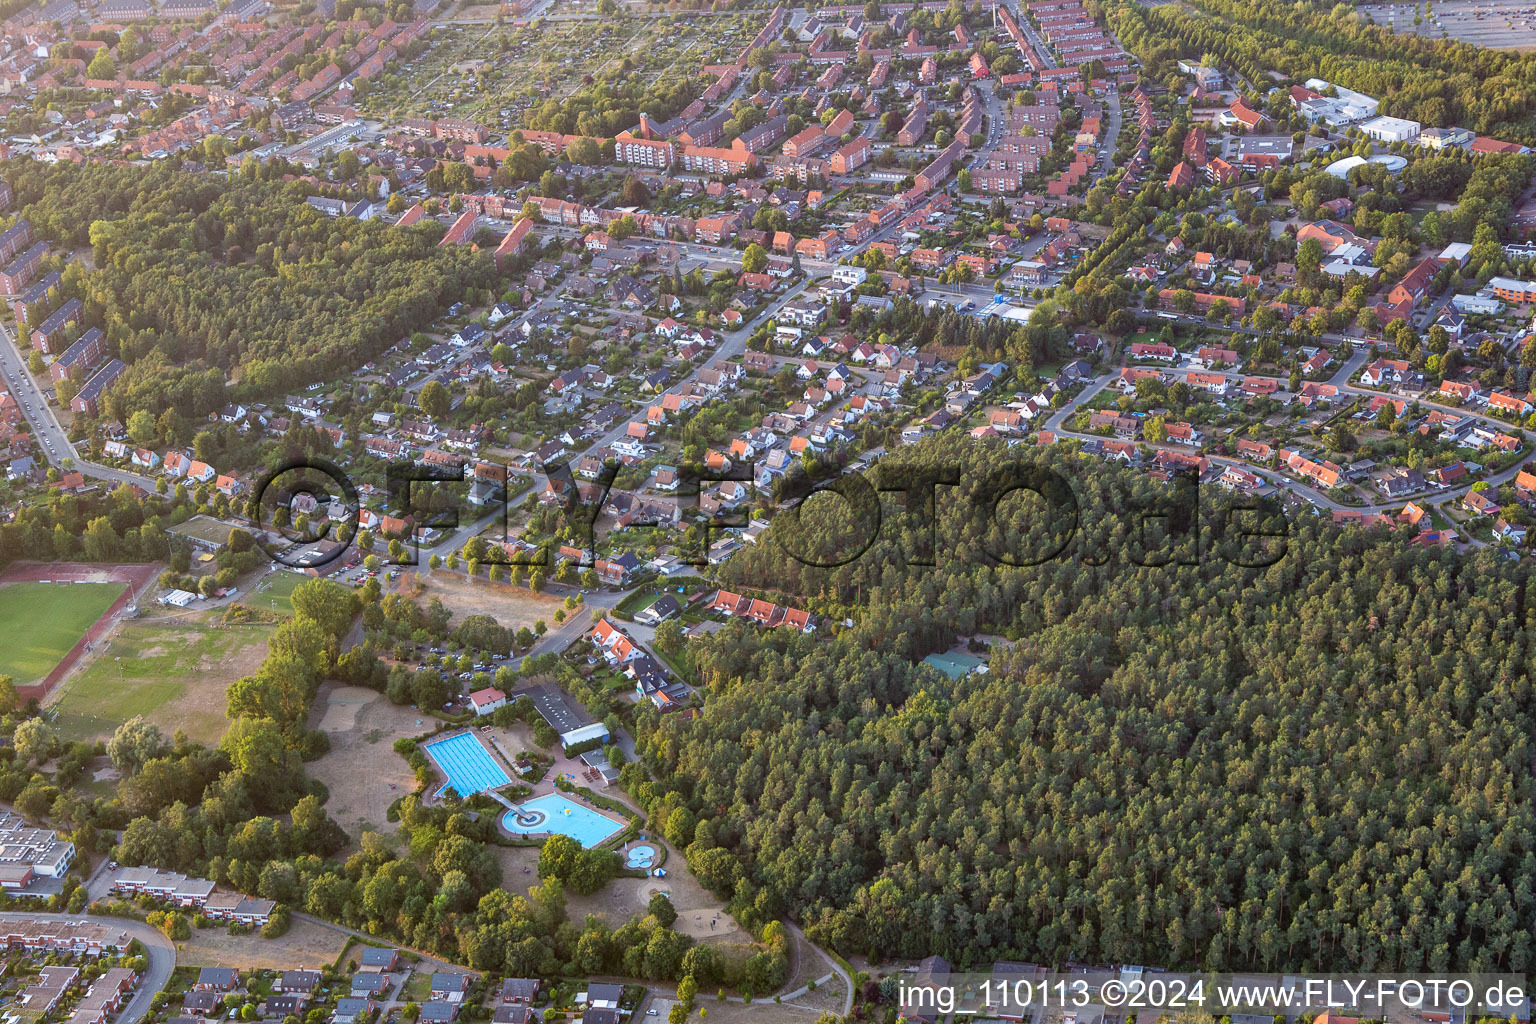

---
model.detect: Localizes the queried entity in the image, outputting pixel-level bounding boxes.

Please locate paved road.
[527,586,623,656]
[0,322,156,489]
[0,912,175,1024]
[1008,0,1059,69]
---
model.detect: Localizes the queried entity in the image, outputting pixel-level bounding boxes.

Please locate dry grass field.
[174,917,348,970]
[307,683,430,848]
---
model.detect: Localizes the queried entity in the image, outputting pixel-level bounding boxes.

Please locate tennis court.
[422,731,510,797]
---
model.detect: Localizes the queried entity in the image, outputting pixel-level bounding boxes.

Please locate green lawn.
[239,570,303,616]
[0,581,124,684]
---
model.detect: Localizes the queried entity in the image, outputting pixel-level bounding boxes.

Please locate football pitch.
[0,581,125,683]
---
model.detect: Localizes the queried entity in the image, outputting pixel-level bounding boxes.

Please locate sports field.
[0,582,125,684]
[49,618,274,744]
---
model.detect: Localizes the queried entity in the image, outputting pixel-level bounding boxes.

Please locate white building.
[469,688,507,716]
[831,265,868,287]
[1454,293,1504,316]
[1360,115,1420,145]
[1298,79,1379,126]
[1438,242,1472,267]
[0,813,73,892]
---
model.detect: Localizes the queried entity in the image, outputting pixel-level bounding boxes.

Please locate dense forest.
[627,437,1536,973]
[1108,0,1536,144]
[5,161,495,419]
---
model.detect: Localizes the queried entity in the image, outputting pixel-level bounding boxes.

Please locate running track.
[0,562,159,701]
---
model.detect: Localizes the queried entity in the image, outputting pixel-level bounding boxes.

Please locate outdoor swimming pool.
[625,844,657,869]
[423,732,510,798]
[503,793,625,848]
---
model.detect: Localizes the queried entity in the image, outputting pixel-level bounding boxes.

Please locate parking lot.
[1361,0,1536,49]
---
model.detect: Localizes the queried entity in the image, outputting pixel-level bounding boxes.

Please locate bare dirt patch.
[637,877,741,942]
[174,917,347,970]
[307,684,427,847]
[410,572,566,632]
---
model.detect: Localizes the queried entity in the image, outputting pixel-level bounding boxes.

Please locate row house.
[49,326,105,383]
[1282,449,1342,488]
[19,966,79,1015]
[707,590,813,630]
[13,269,60,325]
[70,359,124,417]
[32,297,82,353]
[63,967,136,1024]
[0,920,129,956]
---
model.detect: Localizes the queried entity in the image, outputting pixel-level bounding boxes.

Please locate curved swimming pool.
[503,793,624,848]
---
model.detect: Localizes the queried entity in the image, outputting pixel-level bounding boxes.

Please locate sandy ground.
[778,929,849,1015]
[307,683,428,846]
[636,876,742,942]
[410,572,568,631]
[174,917,347,969]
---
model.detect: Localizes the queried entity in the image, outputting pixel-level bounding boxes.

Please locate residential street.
[1043,343,1529,517]
[0,321,156,488]
[0,912,176,1024]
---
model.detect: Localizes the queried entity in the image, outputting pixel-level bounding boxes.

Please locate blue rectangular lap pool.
[422,732,510,798]
[503,793,625,848]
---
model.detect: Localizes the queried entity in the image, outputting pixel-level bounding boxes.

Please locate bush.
[261,907,291,938]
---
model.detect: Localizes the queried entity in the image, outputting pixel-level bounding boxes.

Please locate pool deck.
[487,725,645,812]
[415,721,645,845]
